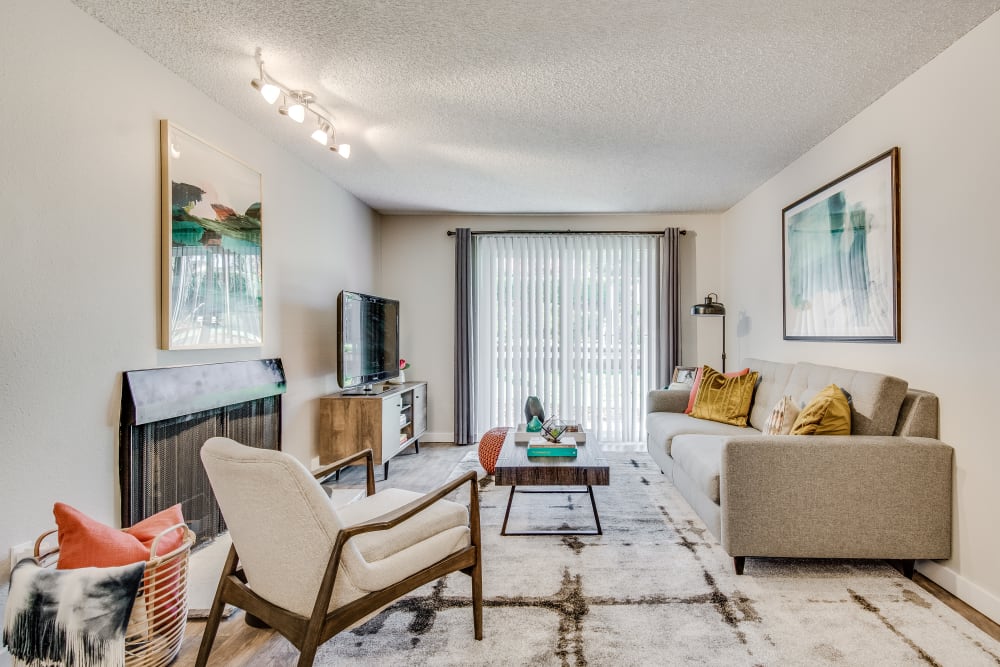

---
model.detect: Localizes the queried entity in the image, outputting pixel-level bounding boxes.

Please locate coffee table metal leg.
[587,485,602,535]
[500,485,517,536]
[500,485,602,536]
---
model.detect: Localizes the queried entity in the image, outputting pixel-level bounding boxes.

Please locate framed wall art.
[160,120,263,349]
[782,147,900,342]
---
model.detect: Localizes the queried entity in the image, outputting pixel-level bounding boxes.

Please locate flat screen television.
[338,290,400,392]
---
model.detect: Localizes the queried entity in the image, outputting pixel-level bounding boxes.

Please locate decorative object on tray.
[160,120,263,350]
[514,423,586,443]
[526,416,542,432]
[782,147,900,342]
[540,418,569,442]
[389,358,410,385]
[524,396,545,424]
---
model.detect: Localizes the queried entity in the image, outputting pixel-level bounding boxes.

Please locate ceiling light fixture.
[250,47,350,159]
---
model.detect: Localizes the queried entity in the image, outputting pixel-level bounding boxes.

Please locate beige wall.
[0,0,377,583]
[721,11,1000,620]
[378,214,722,441]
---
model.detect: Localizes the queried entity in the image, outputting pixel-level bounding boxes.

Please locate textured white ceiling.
[71,1,1000,214]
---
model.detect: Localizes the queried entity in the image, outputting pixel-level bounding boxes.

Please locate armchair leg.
[472,555,483,640]
[733,556,745,575]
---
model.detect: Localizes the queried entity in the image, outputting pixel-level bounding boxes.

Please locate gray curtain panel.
[454,228,474,445]
[658,228,680,387]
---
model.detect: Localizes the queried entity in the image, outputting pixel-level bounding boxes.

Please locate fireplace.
[119,359,286,545]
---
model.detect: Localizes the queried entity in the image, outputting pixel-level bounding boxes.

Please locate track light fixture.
[250,48,350,159]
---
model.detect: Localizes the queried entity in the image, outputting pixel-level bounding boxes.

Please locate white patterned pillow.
[762,395,800,435]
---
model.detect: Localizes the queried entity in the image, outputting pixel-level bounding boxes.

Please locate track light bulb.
[288,103,305,123]
[311,123,330,146]
[250,79,280,104]
[336,143,351,159]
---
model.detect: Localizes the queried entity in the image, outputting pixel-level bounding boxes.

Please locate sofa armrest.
[720,436,952,560]
[647,388,691,414]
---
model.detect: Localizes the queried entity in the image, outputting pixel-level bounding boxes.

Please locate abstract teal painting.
[782,148,899,341]
[160,121,262,349]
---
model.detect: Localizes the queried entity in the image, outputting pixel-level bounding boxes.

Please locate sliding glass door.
[474,234,660,445]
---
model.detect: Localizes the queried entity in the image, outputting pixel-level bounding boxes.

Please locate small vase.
[389,370,405,385]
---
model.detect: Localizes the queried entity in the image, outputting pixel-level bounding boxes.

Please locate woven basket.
[34,523,196,667]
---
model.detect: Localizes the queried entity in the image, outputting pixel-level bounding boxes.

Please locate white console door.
[381,393,403,460]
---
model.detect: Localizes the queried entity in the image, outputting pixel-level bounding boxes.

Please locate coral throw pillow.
[762,396,801,436]
[54,503,186,569]
[684,366,751,414]
[790,384,852,436]
[478,427,510,475]
[126,504,186,556]
[689,367,760,427]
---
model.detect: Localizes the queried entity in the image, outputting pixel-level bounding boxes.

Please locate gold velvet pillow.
[789,384,852,435]
[689,366,760,427]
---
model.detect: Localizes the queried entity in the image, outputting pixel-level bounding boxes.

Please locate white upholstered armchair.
[195,437,482,666]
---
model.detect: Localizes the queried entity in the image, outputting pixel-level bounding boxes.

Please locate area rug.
[315,451,1000,666]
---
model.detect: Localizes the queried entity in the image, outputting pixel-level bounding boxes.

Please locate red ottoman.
[478,427,510,475]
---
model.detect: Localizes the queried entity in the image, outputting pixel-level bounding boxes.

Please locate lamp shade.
[691,294,726,316]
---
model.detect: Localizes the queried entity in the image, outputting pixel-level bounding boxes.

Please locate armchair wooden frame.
[195,448,482,667]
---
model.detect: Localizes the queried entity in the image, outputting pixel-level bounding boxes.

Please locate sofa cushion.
[690,367,759,427]
[783,363,907,436]
[647,412,760,458]
[671,435,726,504]
[790,384,852,435]
[745,358,796,431]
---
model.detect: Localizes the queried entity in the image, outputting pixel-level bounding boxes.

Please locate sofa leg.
[893,559,915,579]
[733,556,745,575]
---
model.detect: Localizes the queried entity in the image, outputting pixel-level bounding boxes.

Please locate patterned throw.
[3,559,145,667]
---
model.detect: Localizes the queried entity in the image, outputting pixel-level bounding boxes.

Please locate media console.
[318,381,427,480]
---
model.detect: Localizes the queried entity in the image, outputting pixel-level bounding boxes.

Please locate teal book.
[527,446,578,457]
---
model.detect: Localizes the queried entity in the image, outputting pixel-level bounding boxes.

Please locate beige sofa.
[646,358,952,576]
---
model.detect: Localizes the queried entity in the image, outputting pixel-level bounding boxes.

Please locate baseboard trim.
[422,431,456,444]
[919,560,1000,625]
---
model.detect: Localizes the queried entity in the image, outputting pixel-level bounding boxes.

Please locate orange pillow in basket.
[53,503,185,569]
[125,504,186,556]
[684,366,750,414]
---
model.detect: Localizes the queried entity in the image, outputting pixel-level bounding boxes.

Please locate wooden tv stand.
[318,381,427,480]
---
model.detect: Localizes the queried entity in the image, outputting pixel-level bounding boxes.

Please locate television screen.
[338,291,400,389]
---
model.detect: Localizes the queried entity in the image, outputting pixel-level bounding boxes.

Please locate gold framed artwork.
[672,366,698,384]
[782,147,900,342]
[160,121,263,349]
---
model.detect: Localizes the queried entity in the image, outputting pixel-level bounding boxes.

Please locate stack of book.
[526,436,578,457]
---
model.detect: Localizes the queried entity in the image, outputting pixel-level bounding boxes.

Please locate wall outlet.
[9,541,34,570]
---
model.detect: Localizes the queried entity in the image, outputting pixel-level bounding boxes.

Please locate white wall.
[0,0,377,583]
[378,214,722,441]
[722,11,1000,620]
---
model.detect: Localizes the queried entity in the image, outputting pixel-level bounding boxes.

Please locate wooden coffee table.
[493,429,610,536]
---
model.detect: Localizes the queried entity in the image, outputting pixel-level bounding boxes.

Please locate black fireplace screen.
[120,359,285,546]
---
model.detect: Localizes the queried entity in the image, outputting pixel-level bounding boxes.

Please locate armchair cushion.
[337,488,469,562]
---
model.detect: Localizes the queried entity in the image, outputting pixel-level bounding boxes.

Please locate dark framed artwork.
[160,121,263,349]
[782,147,900,342]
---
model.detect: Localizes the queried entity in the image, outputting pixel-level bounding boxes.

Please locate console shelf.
[318,381,427,480]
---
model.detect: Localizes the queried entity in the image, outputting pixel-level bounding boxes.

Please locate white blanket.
[2,559,144,667]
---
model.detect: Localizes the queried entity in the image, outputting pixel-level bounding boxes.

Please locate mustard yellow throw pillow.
[689,366,759,427]
[789,384,852,435]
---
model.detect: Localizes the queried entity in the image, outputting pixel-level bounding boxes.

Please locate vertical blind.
[474,234,660,444]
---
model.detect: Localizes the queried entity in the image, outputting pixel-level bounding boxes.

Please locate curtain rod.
[446,229,686,236]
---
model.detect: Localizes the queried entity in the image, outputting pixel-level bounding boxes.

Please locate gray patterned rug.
[315,451,1000,666]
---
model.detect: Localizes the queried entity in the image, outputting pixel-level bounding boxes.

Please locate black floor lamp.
[691,293,726,372]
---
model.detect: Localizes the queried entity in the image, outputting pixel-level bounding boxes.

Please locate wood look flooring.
[178,442,1000,665]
